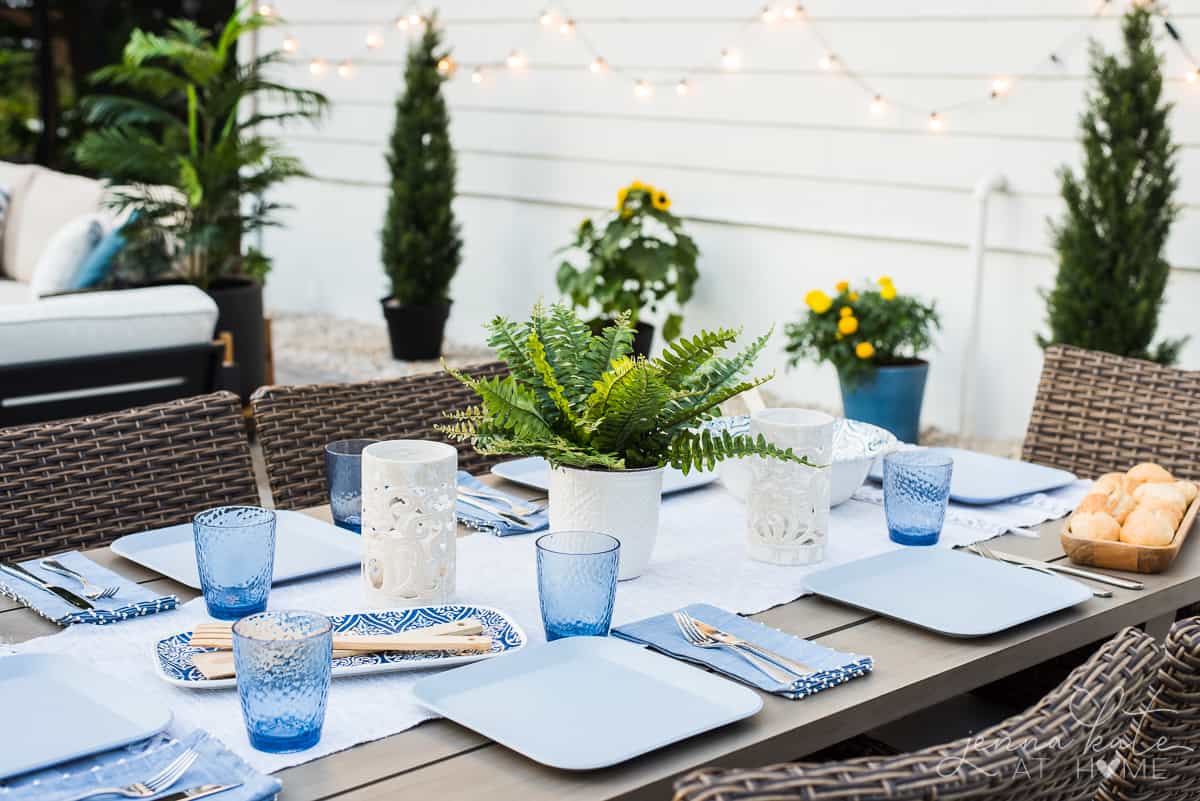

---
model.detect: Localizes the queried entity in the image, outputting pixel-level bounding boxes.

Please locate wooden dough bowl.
[1062,495,1200,574]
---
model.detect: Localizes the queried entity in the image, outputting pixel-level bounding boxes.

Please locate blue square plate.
[491,457,717,495]
[868,447,1076,505]
[0,654,172,780]
[412,636,762,770]
[804,548,1092,638]
[110,509,361,589]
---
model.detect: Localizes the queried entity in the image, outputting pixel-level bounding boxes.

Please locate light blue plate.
[491,457,718,495]
[154,604,526,689]
[804,548,1092,638]
[0,654,172,780]
[868,447,1076,505]
[111,509,361,590]
[412,636,762,770]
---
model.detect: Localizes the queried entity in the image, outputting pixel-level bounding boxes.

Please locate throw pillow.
[29,213,106,298]
[74,220,128,289]
[0,184,10,278]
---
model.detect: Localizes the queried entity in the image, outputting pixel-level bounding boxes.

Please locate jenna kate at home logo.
[935,687,1193,782]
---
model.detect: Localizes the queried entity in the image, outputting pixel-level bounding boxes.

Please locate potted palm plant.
[784,277,940,443]
[380,15,460,360]
[557,181,699,356]
[75,6,327,401]
[440,303,806,579]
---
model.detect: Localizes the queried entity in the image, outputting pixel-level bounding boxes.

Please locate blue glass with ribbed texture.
[233,611,332,753]
[324,439,376,533]
[883,451,954,546]
[536,531,620,640]
[193,506,277,619]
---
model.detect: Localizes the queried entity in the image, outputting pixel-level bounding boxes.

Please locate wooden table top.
[3,477,1197,801]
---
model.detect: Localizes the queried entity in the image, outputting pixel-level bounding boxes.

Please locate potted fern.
[440,304,805,579]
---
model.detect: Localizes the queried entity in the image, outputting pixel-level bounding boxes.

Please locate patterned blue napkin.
[0,551,177,626]
[613,603,873,700]
[456,471,548,536]
[1,729,279,801]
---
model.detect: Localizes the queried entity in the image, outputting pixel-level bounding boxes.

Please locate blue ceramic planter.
[839,360,929,444]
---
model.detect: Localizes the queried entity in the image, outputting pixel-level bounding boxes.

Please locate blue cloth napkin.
[456,471,548,536]
[1,728,279,801]
[0,551,177,626]
[613,603,873,700]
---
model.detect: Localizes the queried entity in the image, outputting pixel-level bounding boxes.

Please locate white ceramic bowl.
[706,415,898,506]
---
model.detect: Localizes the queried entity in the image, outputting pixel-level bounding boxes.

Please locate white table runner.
[8,480,1090,774]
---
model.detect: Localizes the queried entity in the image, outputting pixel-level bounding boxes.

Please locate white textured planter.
[548,465,665,580]
[360,440,458,606]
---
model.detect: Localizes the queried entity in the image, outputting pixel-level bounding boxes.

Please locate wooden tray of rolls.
[1061,462,1200,574]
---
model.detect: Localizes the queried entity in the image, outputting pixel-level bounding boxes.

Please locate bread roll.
[1070,511,1120,541]
[1126,462,1174,488]
[1111,492,1137,524]
[1077,494,1111,514]
[1133,482,1188,512]
[1120,507,1176,547]
[1093,473,1125,495]
[1139,501,1184,529]
[1175,481,1198,504]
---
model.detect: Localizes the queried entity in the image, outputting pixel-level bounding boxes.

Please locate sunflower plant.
[556,180,699,342]
[784,277,940,386]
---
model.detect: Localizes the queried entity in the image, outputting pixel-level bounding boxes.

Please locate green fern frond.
[585,356,637,420]
[445,368,555,442]
[667,430,813,475]
[526,328,580,431]
[471,433,626,471]
[653,327,739,387]
[657,375,772,432]
[592,362,672,454]
[578,311,635,387]
[683,328,773,405]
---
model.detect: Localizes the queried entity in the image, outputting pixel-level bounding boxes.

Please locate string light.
[308,58,326,76]
[783,4,804,19]
[281,36,298,54]
[539,9,557,27]
[394,15,409,31]
[337,60,354,79]
[1187,69,1199,84]
[761,6,777,24]
[471,67,485,85]
[720,48,741,71]
[589,57,608,74]
[559,18,576,36]
[634,79,653,98]
[990,77,1011,97]
[869,94,886,114]
[506,50,527,70]
[407,13,424,29]
[928,112,944,132]
[676,78,691,96]
[256,3,273,17]
[818,52,837,71]
[436,56,456,77]
[365,30,384,50]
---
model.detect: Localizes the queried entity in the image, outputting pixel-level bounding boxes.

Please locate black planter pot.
[207,278,266,403]
[631,322,655,358]
[381,298,451,361]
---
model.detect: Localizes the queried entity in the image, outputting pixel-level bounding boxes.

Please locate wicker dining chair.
[1096,616,1200,801]
[1022,345,1200,481]
[251,361,508,510]
[673,625,1161,801]
[0,391,258,562]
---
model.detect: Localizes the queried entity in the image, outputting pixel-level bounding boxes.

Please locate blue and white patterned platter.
[154,605,526,689]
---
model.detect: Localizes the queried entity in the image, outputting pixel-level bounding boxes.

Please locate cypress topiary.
[1039,5,1185,364]
[381,15,461,307]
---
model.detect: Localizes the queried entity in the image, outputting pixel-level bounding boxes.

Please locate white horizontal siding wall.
[255,0,1200,440]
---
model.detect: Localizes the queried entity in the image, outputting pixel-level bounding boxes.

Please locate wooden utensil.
[188,618,485,650]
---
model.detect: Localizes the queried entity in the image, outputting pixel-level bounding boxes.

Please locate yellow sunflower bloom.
[849,291,860,301]
[855,342,876,360]
[804,290,833,314]
[839,306,853,318]
[881,285,897,301]
[878,275,893,286]
[838,316,859,335]
[615,187,629,210]
[651,190,671,211]
[630,180,649,191]
[835,280,849,292]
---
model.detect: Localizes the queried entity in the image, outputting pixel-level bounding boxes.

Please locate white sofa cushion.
[29,213,107,298]
[7,166,107,284]
[0,285,218,367]
[0,161,38,278]
[0,279,31,305]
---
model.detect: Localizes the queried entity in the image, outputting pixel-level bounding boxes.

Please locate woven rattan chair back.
[0,391,258,562]
[673,625,1161,801]
[1096,616,1200,801]
[252,361,508,510]
[1022,345,1200,481]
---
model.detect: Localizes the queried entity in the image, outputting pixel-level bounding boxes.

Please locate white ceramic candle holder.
[361,440,458,606]
[745,408,834,565]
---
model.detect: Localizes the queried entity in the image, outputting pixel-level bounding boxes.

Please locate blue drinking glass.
[883,451,954,546]
[193,506,277,620]
[536,530,620,641]
[324,439,377,533]
[232,610,333,753]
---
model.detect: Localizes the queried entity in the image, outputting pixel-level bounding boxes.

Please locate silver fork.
[40,559,119,600]
[61,747,199,801]
[971,544,1112,599]
[457,487,548,517]
[673,611,795,684]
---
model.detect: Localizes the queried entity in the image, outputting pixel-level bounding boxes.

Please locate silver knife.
[981,548,1146,591]
[456,493,534,527]
[0,562,94,610]
[157,783,243,801]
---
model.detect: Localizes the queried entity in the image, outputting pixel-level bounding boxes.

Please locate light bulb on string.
[761,6,777,23]
[720,48,741,71]
[1187,69,1199,84]
[634,79,653,99]
[256,3,274,17]
[506,50,527,70]
[308,58,327,76]
[869,94,886,114]
[471,67,485,85]
[394,15,408,31]
[818,52,837,71]
[365,30,384,50]
[539,9,557,27]
[407,13,424,29]
[928,112,944,132]
[990,77,1011,97]
[337,60,354,79]
[281,36,298,54]
[437,56,456,77]
[676,78,690,96]
[589,57,608,74]
[559,19,575,36]
[783,4,804,19]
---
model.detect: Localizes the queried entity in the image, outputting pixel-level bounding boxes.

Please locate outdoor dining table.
[2,474,1197,801]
